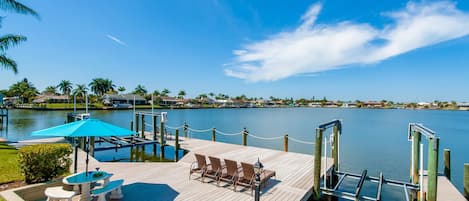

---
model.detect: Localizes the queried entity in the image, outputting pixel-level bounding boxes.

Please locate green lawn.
[39,103,103,109]
[0,143,23,184]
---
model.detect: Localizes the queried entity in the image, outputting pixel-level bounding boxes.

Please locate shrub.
[18,143,72,183]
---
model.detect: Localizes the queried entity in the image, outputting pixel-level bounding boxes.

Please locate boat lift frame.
[315,120,439,201]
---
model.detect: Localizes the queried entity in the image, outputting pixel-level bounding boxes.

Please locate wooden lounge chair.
[204,156,224,183]
[236,162,276,195]
[218,159,239,189]
[189,153,208,180]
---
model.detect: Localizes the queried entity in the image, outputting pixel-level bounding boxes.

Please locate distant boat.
[113,103,132,109]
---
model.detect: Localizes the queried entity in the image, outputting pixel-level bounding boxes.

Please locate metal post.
[141,114,145,138]
[464,163,469,199]
[284,134,288,152]
[174,130,180,162]
[444,149,451,180]
[254,173,260,201]
[212,128,216,142]
[427,137,439,201]
[313,128,323,200]
[412,131,421,184]
[74,144,78,173]
[242,128,247,146]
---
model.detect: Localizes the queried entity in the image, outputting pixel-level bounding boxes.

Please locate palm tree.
[103,79,115,93]
[153,90,160,97]
[57,80,73,96]
[9,78,38,103]
[89,78,114,96]
[161,88,170,97]
[0,0,39,74]
[117,86,126,93]
[43,86,57,94]
[178,90,186,99]
[72,84,88,96]
[132,85,147,96]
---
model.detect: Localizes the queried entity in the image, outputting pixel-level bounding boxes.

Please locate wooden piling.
[90,137,95,157]
[130,121,133,131]
[212,128,216,142]
[80,137,85,149]
[135,113,139,134]
[183,122,188,138]
[160,120,165,158]
[284,134,288,152]
[313,128,323,200]
[153,115,157,141]
[412,131,421,184]
[427,137,439,201]
[444,149,451,180]
[464,163,469,199]
[242,128,247,146]
[175,129,180,161]
[332,125,339,171]
[141,114,145,138]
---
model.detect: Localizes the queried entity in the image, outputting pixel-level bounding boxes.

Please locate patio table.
[63,171,113,201]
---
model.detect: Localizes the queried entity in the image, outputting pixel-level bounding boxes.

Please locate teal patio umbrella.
[32,118,137,174]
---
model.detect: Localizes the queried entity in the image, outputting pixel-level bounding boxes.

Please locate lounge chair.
[189,153,208,180]
[218,159,239,189]
[236,162,276,195]
[204,156,224,183]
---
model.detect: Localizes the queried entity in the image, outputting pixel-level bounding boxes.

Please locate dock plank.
[73,137,333,201]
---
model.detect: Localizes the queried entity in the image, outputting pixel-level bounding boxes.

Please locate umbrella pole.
[85,136,89,176]
[74,144,78,173]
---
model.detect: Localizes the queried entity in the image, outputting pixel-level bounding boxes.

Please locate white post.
[337,130,340,172]
[420,143,424,201]
[151,94,154,114]
[73,94,77,113]
[132,95,138,130]
[85,93,88,113]
[324,137,327,189]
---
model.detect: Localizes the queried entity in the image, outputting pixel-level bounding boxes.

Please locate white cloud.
[225,1,469,82]
[105,34,127,46]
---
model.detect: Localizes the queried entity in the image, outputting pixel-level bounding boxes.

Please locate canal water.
[1,108,468,200]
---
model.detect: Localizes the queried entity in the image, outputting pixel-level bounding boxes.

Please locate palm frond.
[0,54,18,74]
[0,34,27,52]
[0,0,40,19]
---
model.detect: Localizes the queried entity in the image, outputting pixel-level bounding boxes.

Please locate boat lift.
[315,120,439,201]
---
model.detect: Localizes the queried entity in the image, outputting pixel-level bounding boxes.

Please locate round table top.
[63,171,113,185]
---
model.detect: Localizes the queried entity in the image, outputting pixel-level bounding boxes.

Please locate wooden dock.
[423,175,466,201]
[75,137,333,201]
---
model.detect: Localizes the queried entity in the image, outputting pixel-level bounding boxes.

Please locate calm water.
[1,108,468,199]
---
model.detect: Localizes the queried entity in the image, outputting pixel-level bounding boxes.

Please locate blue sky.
[1,0,469,102]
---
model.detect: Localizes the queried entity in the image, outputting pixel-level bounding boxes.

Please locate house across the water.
[102,94,147,105]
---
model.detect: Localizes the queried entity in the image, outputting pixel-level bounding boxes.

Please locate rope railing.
[162,123,316,145]
[247,133,284,140]
[165,125,183,130]
[187,127,213,133]
[288,136,316,145]
[215,130,243,136]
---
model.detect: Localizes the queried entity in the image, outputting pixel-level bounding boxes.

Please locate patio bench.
[91,179,124,201]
